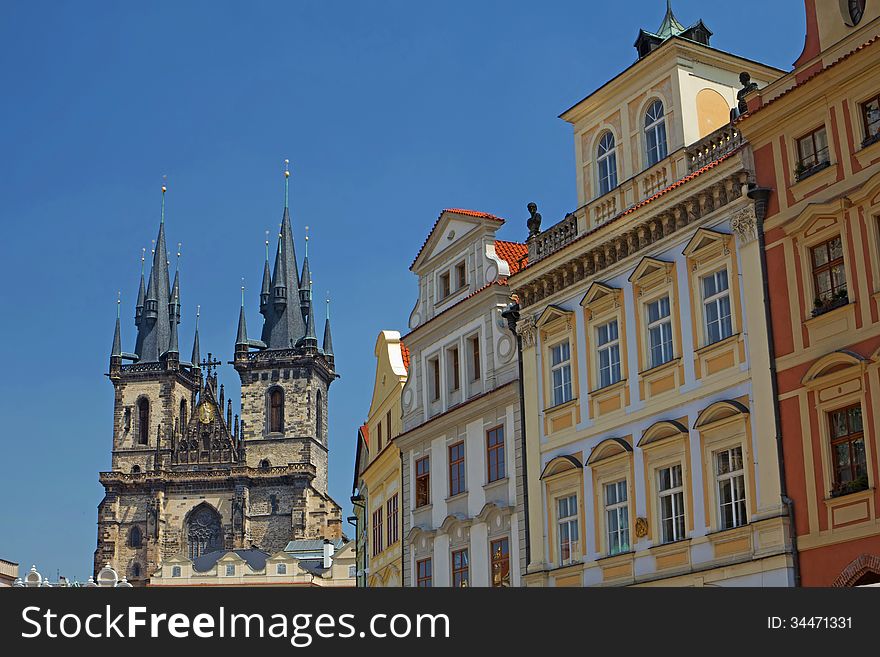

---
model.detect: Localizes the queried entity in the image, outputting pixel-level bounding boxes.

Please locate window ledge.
[589,379,627,396]
[638,357,681,378]
[825,486,872,503]
[793,160,831,183]
[810,295,849,318]
[483,476,509,491]
[445,491,468,503]
[647,537,690,556]
[413,503,433,513]
[861,133,880,150]
[595,549,635,564]
[804,299,853,325]
[543,397,579,414]
[694,332,740,356]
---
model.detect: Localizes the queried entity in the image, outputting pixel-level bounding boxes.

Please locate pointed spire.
[137,183,173,362]
[299,226,312,313]
[657,0,685,39]
[191,305,201,367]
[236,280,248,347]
[322,293,333,356]
[260,230,271,312]
[111,293,122,358]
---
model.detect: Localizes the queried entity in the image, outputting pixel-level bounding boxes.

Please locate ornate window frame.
[540,455,585,569]
[537,306,581,437]
[683,229,746,380]
[586,438,635,559]
[693,400,756,541]
[630,257,684,403]
[581,283,629,420]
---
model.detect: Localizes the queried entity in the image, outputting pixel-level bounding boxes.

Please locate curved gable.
[587,437,633,465]
[693,400,750,429]
[638,419,689,448]
[540,454,583,479]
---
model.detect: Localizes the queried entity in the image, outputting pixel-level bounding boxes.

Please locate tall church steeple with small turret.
[95,173,342,586]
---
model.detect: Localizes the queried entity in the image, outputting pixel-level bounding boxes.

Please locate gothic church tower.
[95,176,341,585]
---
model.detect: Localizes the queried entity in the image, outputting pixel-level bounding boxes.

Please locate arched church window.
[269,388,284,433]
[180,398,187,433]
[259,458,271,469]
[597,131,618,196]
[131,563,141,578]
[131,465,141,474]
[137,398,150,445]
[186,504,222,561]
[316,390,323,442]
[129,525,142,548]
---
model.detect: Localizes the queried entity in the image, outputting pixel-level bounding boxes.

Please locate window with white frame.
[658,464,685,543]
[716,446,747,530]
[277,563,287,575]
[644,100,668,167]
[596,320,621,389]
[597,131,618,196]
[550,341,573,406]
[604,480,630,556]
[646,296,673,368]
[557,494,579,564]
[702,269,733,345]
[225,564,235,576]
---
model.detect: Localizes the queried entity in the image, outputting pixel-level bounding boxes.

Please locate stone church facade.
[94,180,342,585]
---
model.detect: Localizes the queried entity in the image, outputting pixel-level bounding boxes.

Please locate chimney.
[322,539,334,569]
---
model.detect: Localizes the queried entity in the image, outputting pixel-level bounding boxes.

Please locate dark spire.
[260,231,271,313]
[236,282,248,347]
[111,294,122,358]
[135,249,146,322]
[135,185,173,362]
[322,294,333,357]
[191,306,201,367]
[300,262,318,349]
[299,226,311,316]
[260,160,306,349]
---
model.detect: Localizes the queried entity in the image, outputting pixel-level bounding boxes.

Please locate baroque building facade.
[94,177,342,585]
[396,209,527,587]
[351,331,409,587]
[508,6,796,586]
[738,0,880,586]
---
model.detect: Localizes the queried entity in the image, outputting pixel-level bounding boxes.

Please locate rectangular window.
[550,340,573,406]
[455,261,467,290]
[830,404,867,495]
[449,441,466,496]
[451,549,469,587]
[811,236,847,303]
[557,494,579,565]
[486,425,505,483]
[439,272,451,300]
[448,346,460,392]
[376,421,383,452]
[468,335,481,381]
[429,357,440,402]
[386,409,393,441]
[386,494,399,546]
[371,508,383,556]
[225,564,235,576]
[415,456,430,507]
[604,480,630,556]
[647,296,674,368]
[716,446,747,530]
[416,558,432,587]
[490,537,510,587]
[863,95,880,144]
[702,269,733,345]
[796,126,830,170]
[658,464,685,544]
[596,319,622,388]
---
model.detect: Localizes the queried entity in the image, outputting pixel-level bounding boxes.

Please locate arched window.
[180,398,187,432]
[186,504,222,560]
[644,100,668,167]
[269,388,284,433]
[131,563,141,578]
[597,132,618,196]
[129,525,142,548]
[316,390,323,442]
[137,398,150,445]
[131,465,141,474]
[259,458,271,469]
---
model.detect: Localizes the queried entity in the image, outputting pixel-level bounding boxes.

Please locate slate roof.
[192,549,270,573]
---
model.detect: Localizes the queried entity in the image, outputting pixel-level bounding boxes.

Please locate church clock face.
[849,0,866,25]
[198,402,215,424]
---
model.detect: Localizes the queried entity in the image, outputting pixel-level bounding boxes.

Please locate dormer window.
[597,132,618,196]
[455,261,467,290]
[439,272,451,300]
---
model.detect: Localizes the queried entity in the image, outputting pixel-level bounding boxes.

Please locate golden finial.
[117,291,121,319]
[241,278,245,306]
[264,230,270,260]
[196,304,200,328]
[304,225,309,257]
[141,248,146,274]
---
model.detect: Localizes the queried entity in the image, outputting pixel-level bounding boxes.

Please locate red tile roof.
[495,240,529,275]
[399,340,410,371]
[510,151,738,278]
[359,423,369,447]
[411,208,507,270]
[740,36,880,120]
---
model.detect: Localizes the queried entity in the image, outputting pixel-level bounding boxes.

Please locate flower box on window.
[794,159,830,182]
[830,474,869,499]
[811,289,849,317]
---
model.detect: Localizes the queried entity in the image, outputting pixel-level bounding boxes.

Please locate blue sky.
[0,1,803,581]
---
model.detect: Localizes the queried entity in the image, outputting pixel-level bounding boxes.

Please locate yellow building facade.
[352,331,409,587]
[509,6,796,586]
